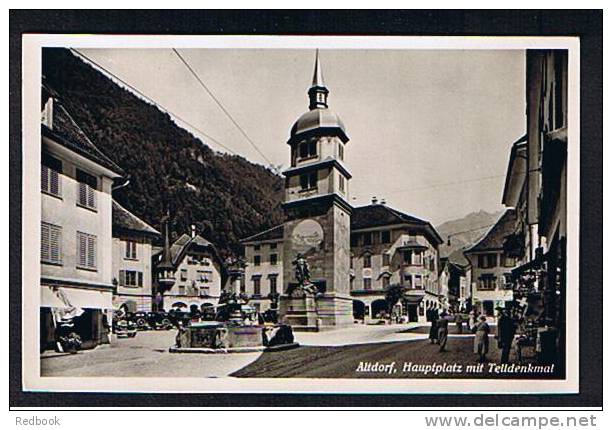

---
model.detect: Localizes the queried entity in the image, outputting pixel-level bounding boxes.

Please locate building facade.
[439,249,473,312]
[243,202,444,324]
[111,201,160,313]
[501,49,568,366]
[241,226,284,313]
[40,87,125,351]
[153,231,226,311]
[349,203,444,323]
[464,209,519,318]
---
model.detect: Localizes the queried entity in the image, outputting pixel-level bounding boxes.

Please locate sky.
[79,48,526,226]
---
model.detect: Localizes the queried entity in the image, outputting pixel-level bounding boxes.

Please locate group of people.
[427,307,517,364]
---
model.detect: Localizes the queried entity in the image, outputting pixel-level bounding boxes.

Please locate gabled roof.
[169,233,221,267]
[351,204,443,244]
[352,204,427,230]
[240,224,285,243]
[465,209,517,253]
[156,232,228,280]
[112,201,160,237]
[41,90,125,176]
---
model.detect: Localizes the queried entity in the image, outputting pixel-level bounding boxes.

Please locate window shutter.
[50,225,61,262]
[51,169,59,195]
[87,185,96,208]
[87,235,96,268]
[77,233,87,267]
[41,165,49,194]
[76,170,97,209]
[78,182,87,206]
[138,272,143,287]
[41,223,50,261]
[119,270,125,286]
[42,155,62,196]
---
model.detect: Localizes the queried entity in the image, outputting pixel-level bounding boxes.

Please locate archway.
[352,300,365,320]
[371,299,388,319]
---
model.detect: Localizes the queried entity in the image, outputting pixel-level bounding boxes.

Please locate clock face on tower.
[290,219,324,255]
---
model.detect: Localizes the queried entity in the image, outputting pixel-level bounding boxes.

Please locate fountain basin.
[169,322,298,353]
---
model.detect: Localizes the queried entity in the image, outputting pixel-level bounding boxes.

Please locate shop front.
[510,242,566,368]
[40,285,114,352]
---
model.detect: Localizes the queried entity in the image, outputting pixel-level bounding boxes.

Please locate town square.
[36,43,567,381]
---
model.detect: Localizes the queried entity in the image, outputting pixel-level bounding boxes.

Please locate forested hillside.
[43,48,285,258]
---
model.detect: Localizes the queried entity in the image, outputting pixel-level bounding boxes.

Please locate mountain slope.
[436,209,504,258]
[42,48,285,258]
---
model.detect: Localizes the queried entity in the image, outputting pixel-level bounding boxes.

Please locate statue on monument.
[291,253,318,296]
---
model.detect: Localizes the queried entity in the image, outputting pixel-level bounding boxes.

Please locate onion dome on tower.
[289,50,349,144]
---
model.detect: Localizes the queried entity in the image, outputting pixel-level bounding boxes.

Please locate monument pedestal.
[279,293,320,332]
[313,292,354,329]
[279,292,354,332]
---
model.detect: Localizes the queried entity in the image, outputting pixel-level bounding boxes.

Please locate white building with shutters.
[111,201,160,313]
[40,84,125,351]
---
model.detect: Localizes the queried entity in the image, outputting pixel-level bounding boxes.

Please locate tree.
[384,283,406,315]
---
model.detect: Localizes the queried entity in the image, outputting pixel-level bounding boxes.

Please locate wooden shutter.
[49,225,61,262]
[87,184,96,208]
[78,182,87,206]
[87,235,96,268]
[41,223,50,261]
[41,165,49,194]
[119,270,126,286]
[42,155,62,196]
[76,170,97,209]
[77,232,87,267]
[41,223,61,263]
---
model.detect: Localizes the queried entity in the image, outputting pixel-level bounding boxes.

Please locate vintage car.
[130,311,150,330]
[114,319,137,338]
[146,312,173,330]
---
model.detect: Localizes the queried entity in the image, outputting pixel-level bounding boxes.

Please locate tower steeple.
[308,50,329,110]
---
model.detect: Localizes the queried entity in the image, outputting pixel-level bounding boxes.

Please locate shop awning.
[41,286,113,310]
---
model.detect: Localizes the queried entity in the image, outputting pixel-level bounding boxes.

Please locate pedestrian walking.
[455,312,464,334]
[472,315,490,363]
[496,309,517,364]
[437,311,449,352]
[428,307,439,344]
[468,309,476,331]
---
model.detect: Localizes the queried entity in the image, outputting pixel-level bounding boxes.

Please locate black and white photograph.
[20,35,580,394]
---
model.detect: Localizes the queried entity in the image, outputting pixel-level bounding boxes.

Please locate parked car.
[130,311,150,330]
[146,311,173,330]
[114,319,137,338]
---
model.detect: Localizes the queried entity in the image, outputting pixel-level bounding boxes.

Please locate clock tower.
[279,50,353,330]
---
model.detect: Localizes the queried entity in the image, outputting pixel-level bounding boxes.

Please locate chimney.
[371,196,378,205]
[191,224,197,238]
[380,198,386,205]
